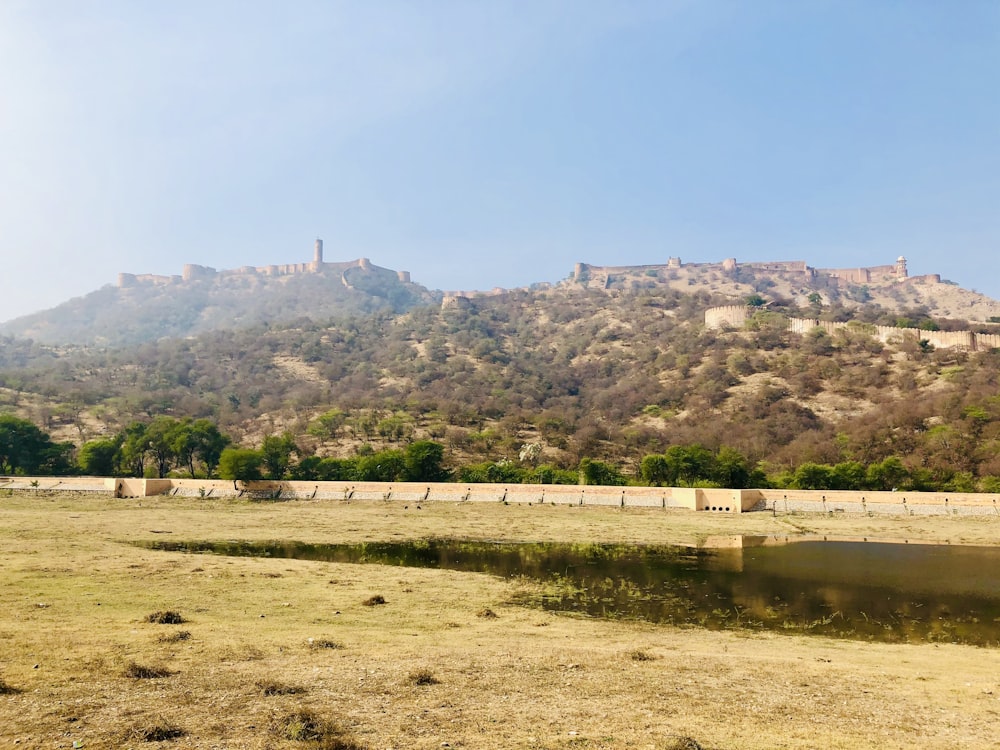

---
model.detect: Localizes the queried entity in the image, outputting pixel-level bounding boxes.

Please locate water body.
[134,538,1000,646]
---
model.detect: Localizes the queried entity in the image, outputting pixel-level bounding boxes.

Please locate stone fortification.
[706,306,1000,352]
[572,255,941,289]
[4,476,999,517]
[117,239,411,289]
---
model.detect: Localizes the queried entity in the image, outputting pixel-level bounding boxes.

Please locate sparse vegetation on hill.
[2,276,1000,491]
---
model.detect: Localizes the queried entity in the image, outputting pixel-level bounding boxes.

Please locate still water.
[135,537,1000,646]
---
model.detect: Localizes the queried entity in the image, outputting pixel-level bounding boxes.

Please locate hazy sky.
[2,1,998,322]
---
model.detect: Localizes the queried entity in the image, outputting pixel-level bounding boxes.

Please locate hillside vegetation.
[3,276,1000,490]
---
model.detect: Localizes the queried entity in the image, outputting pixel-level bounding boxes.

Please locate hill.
[0,253,438,347]
[3,251,1000,348]
[3,274,1000,490]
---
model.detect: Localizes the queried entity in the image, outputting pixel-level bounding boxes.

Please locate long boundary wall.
[706,306,1000,351]
[3,476,1000,516]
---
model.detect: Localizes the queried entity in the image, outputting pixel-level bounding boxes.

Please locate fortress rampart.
[573,256,941,289]
[706,306,1000,352]
[117,239,411,289]
[3,475,999,517]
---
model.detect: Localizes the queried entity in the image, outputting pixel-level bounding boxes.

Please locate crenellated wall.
[707,306,1000,352]
[119,244,412,289]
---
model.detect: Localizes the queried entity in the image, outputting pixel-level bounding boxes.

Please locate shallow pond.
[135,537,1000,645]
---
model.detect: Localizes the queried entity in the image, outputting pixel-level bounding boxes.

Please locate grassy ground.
[1,494,999,749]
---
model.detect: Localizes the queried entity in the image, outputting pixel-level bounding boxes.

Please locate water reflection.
[133,538,1000,646]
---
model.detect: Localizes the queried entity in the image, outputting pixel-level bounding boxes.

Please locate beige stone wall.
[11,476,995,516]
[706,306,1000,351]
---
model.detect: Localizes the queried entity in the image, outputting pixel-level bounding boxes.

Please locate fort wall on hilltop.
[572,256,942,288]
[706,305,1000,351]
[117,239,411,289]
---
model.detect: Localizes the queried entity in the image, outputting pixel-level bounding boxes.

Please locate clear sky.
[1,1,998,323]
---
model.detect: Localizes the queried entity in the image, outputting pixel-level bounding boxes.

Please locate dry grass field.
[1,493,999,749]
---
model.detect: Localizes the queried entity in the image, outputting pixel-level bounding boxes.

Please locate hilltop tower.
[896,255,908,280]
[311,238,324,272]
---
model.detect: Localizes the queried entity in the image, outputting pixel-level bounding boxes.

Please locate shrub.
[145,610,185,624]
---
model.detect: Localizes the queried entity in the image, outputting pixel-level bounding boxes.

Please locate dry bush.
[272,710,367,748]
[256,677,307,696]
[408,669,439,686]
[0,676,20,695]
[629,649,657,662]
[663,737,702,750]
[144,610,186,624]
[157,630,191,643]
[121,719,186,742]
[123,660,173,679]
[308,638,343,650]
[361,594,386,606]
[476,607,498,619]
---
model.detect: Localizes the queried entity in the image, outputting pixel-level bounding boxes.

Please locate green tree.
[78,438,121,476]
[711,446,752,489]
[261,432,298,479]
[579,457,627,486]
[639,454,670,486]
[118,421,150,477]
[218,447,263,481]
[355,449,405,481]
[865,457,909,491]
[403,440,448,482]
[791,462,834,490]
[143,416,180,478]
[0,415,70,475]
[663,444,715,486]
[307,408,346,441]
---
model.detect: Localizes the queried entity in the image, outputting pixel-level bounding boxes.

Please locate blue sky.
[1,1,998,322]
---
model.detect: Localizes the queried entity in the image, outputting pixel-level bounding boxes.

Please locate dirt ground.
[1,494,999,749]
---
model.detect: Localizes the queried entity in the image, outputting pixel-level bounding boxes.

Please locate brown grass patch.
[361,594,386,606]
[476,607,498,618]
[0,676,20,695]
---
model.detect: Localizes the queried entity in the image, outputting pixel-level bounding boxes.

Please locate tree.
[355,449,405,482]
[78,438,120,476]
[865,457,909,491]
[663,444,715,486]
[144,416,180,478]
[261,432,298,479]
[185,419,229,477]
[579,457,626,486]
[307,408,346,441]
[712,446,752,489]
[790,462,834,490]
[118,421,150,478]
[640,454,670,486]
[403,440,448,482]
[218,448,263,481]
[0,415,70,475]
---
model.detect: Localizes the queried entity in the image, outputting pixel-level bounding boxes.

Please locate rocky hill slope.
[3,276,1000,489]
